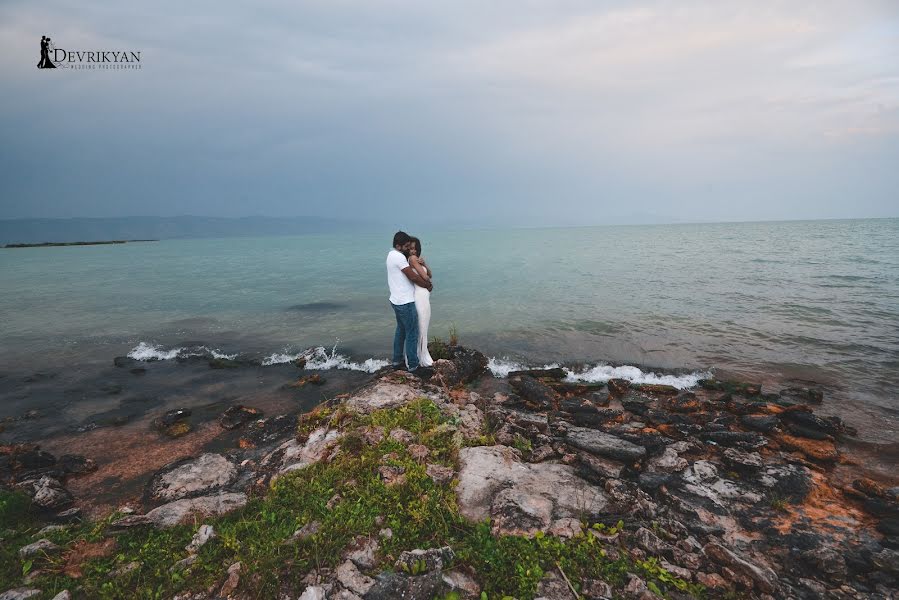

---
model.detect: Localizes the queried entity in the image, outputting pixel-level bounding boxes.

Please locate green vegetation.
[430,324,460,361]
[1,399,700,599]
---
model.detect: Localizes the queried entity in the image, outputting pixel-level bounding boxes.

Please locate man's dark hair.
[410,237,422,256]
[393,231,412,249]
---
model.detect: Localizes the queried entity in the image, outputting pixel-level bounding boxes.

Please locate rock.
[576,452,625,480]
[442,568,481,597]
[50,592,71,600]
[390,428,415,444]
[346,380,434,413]
[365,570,446,600]
[263,426,342,474]
[285,520,322,544]
[703,542,777,593]
[761,464,813,503]
[443,345,489,384]
[781,410,850,439]
[491,487,554,536]
[563,426,647,462]
[298,587,327,600]
[740,414,780,433]
[775,433,839,462]
[607,378,631,395]
[456,446,606,532]
[0,589,41,600]
[425,463,454,485]
[633,527,672,557]
[238,413,298,448]
[581,579,613,599]
[378,465,406,486]
[112,492,247,529]
[336,559,375,596]
[623,574,648,596]
[509,367,567,379]
[638,473,673,491]
[153,409,192,437]
[548,518,582,538]
[109,561,141,578]
[15,447,56,470]
[25,476,74,511]
[147,453,237,502]
[53,507,81,523]
[871,548,899,575]
[395,546,455,573]
[408,444,430,462]
[647,446,688,473]
[345,536,379,569]
[186,524,216,554]
[801,546,847,582]
[114,356,138,368]
[34,524,68,537]
[779,387,824,404]
[18,538,61,558]
[722,448,763,472]
[57,454,96,475]
[219,405,262,430]
[660,559,692,581]
[170,555,198,572]
[637,383,680,397]
[695,572,728,590]
[509,375,558,410]
[700,431,767,448]
[535,570,576,599]
[219,562,241,597]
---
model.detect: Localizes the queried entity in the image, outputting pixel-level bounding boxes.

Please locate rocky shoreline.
[1,346,897,599]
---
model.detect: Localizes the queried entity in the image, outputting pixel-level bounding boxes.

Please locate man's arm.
[402,266,433,291]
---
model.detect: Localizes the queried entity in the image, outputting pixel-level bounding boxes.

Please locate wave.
[488,356,709,390]
[127,342,237,361]
[261,344,389,373]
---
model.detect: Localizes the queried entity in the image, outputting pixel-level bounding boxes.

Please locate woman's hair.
[410,237,422,256]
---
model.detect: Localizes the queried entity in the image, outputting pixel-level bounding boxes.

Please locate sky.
[1,1,898,227]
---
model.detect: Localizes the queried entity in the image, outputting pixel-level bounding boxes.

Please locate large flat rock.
[147,453,237,502]
[456,445,607,535]
[564,426,647,462]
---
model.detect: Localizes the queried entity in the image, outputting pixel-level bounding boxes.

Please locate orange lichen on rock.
[773,470,873,538]
[773,433,839,463]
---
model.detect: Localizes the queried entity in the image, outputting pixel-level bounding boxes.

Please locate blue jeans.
[391,301,420,370]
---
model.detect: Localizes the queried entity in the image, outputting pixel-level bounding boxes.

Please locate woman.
[408,237,434,367]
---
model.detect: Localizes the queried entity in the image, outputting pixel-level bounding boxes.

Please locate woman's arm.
[409,256,431,283]
[419,258,432,278]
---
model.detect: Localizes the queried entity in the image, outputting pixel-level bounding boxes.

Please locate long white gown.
[415,284,434,367]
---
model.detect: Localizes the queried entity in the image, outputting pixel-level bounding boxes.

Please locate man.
[386,231,433,377]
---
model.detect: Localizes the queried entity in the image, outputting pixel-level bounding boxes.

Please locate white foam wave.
[488,356,708,390]
[127,342,237,362]
[262,344,388,373]
[128,342,184,361]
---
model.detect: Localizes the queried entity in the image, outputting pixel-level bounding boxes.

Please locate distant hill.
[0,216,378,245]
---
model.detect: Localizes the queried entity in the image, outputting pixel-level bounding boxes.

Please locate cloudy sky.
[1,1,897,226]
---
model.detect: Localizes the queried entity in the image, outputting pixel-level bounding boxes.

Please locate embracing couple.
[386,230,435,378]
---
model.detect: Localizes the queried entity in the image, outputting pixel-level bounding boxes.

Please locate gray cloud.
[1,1,897,225]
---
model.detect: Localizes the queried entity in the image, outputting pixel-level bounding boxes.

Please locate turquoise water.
[2,219,898,436]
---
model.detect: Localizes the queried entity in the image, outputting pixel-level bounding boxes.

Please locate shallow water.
[1,218,897,443]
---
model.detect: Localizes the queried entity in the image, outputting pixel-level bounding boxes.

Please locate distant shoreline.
[3,239,158,248]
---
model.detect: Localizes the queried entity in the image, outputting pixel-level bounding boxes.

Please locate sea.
[2,218,898,447]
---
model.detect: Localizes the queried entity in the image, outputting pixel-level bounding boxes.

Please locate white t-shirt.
[386,249,415,305]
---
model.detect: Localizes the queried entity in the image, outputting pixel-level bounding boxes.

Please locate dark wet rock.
[703,542,777,593]
[638,472,674,491]
[15,448,56,471]
[700,430,767,448]
[57,454,96,475]
[740,414,780,433]
[208,357,240,369]
[239,413,298,448]
[635,383,680,396]
[871,548,899,575]
[620,395,650,416]
[508,367,566,380]
[219,405,262,430]
[779,387,824,405]
[606,378,631,395]
[146,453,238,502]
[114,356,138,368]
[800,546,847,582]
[153,409,192,437]
[365,570,445,600]
[509,375,558,410]
[877,517,899,537]
[442,345,488,385]
[781,409,855,439]
[662,393,706,413]
[550,409,621,429]
[564,426,646,463]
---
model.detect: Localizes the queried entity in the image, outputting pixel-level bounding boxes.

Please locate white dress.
[414,283,434,367]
